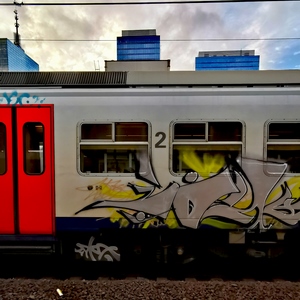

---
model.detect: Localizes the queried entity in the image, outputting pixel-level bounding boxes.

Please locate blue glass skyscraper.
[117,29,160,61]
[0,38,39,71]
[195,50,259,71]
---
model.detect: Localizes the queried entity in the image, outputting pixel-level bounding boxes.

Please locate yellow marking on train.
[201,218,239,229]
[164,211,179,229]
[179,151,225,178]
[266,177,300,205]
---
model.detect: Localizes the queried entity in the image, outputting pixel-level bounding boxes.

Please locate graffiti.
[264,181,300,227]
[75,236,120,262]
[76,152,300,231]
[0,91,46,105]
[77,178,143,202]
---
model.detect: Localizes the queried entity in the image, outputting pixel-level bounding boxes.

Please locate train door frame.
[0,105,55,235]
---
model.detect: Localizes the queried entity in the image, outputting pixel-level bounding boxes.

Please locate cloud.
[0,0,299,71]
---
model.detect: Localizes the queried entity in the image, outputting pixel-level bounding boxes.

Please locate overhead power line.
[19,37,300,42]
[1,0,300,6]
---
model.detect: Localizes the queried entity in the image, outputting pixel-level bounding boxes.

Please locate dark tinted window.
[269,123,300,140]
[115,122,148,142]
[81,124,112,140]
[23,122,44,175]
[174,123,205,140]
[209,122,242,141]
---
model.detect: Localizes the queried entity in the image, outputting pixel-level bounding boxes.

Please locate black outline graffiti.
[76,155,269,229]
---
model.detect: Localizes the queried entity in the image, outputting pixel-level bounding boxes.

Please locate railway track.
[1,254,300,299]
[1,275,300,300]
[1,253,300,282]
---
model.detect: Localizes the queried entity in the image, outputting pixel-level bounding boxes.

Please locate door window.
[0,122,6,175]
[23,122,44,174]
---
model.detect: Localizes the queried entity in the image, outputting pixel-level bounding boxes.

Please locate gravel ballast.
[1,278,300,300]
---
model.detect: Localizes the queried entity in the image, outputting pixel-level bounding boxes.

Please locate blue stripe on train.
[55,217,121,232]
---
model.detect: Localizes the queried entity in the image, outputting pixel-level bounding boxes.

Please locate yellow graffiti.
[109,209,130,227]
[285,177,300,199]
[264,216,284,229]
[78,178,147,202]
[179,151,225,178]
[142,219,159,229]
[164,210,180,229]
[266,176,300,206]
[201,218,239,229]
[140,211,179,229]
[264,176,300,228]
[201,207,257,229]
[108,210,180,229]
[232,181,253,210]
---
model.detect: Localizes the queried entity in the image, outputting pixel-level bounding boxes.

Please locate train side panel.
[1,87,300,261]
[49,89,300,232]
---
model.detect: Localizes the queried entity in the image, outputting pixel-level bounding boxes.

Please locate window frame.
[77,120,151,177]
[23,122,45,175]
[264,120,300,175]
[170,120,245,176]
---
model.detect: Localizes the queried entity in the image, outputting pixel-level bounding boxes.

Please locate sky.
[0,0,299,71]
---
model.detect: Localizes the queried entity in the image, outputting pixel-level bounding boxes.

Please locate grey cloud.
[1,1,299,71]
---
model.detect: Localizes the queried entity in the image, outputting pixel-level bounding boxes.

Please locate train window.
[23,122,44,175]
[115,122,148,142]
[174,123,205,140]
[80,145,147,174]
[79,122,149,175]
[172,121,243,175]
[269,123,300,140]
[0,123,6,175]
[208,122,242,141]
[266,122,300,173]
[81,124,112,140]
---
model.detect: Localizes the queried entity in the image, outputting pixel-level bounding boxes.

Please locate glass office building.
[195,50,259,71]
[0,38,39,71]
[117,29,160,61]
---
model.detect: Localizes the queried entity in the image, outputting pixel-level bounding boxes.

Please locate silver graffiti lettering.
[75,236,120,262]
[76,152,300,230]
[264,182,300,226]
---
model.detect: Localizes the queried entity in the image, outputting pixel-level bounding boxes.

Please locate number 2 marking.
[155,132,166,148]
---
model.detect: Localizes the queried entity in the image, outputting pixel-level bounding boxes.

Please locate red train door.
[0,105,55,235]
[0,107,14,234]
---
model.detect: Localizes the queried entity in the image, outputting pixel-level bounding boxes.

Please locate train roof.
[0,70,299,88]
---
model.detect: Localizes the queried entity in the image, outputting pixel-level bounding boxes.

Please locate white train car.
[1,70,300,263]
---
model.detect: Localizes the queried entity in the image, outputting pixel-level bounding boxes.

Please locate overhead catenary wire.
[3,1,298,45]
[19,37,300,42]
[1,0,300,6]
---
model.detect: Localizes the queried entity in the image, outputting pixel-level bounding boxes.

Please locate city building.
[0,38,39,72]
[105,29,169,71]
[195,50,259,71]
[0,9,39,72]
[117,29,160,61]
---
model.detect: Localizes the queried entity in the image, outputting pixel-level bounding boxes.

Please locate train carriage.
[1,70,300,264]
